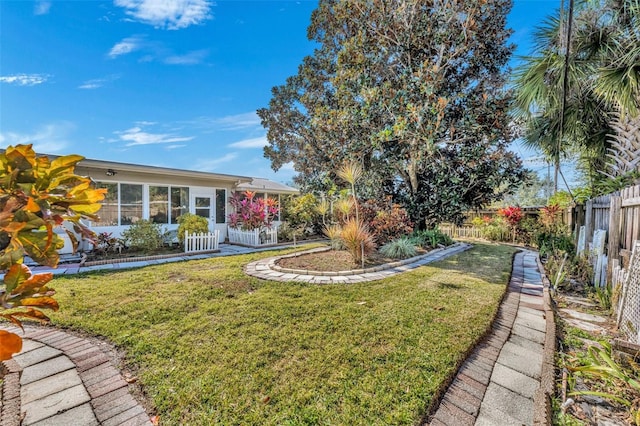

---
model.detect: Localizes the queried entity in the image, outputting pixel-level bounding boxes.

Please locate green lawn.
[49,242,516,425]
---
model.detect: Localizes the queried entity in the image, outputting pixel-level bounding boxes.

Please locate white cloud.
[108,36,144,58]
[164,49,208,65]
[0,122,75,153]
[0,74,49,86]
[114,0,213,30]
[34,1,51,15]
[214,112,262,130]
[194,153,239,171]
[166,144,187,150]
[78,74,121,89]
[280,161,295,171]
[115,126,194,146]
[227,136,268,149]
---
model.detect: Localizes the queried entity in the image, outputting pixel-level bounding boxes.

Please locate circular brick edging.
[245,242,471,283]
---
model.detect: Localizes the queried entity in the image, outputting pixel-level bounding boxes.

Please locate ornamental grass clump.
[340,218,375,266]
[380,237,417,259]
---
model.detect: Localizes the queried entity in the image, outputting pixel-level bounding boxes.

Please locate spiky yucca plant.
[322,224,344,250]
[333,197,354,223]
[337,160,363,222]
[316,199,330,226]
[340,218,375,266]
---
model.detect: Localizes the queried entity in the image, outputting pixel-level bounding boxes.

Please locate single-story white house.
[72,158,298,244]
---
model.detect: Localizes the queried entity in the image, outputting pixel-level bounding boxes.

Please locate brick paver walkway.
[428,249,554,426]
[0,326,152,426]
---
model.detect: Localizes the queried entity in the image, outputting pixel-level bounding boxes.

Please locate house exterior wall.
[75,165,236,243]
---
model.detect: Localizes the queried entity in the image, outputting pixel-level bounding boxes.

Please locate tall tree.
[259,0,523,226]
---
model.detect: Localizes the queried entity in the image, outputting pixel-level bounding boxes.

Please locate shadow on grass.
[432,241,519,286]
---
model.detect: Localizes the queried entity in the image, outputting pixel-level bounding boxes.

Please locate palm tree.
[594,0,640,116]
[513,0,640,193]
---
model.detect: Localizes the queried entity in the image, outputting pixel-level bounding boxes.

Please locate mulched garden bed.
[276,248,428,272]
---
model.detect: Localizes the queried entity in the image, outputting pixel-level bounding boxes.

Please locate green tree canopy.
[513,0,640,193]
[259,0,525,227]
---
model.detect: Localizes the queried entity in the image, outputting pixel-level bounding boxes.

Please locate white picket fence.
[228,227,277,247]
[440,225,483,239]
[184,230,219,253]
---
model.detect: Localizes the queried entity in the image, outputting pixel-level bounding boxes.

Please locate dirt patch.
[276,248,427,271]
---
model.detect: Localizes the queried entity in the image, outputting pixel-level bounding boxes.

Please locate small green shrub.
[537,232,575,258]
[380,237,417,259]
[481,219,510,242]
[282,193,320,232]
[412,228,452,249]
[177,213,210,244]
[518,217,540,246]
[277,222,297,243]
[121,220,165,252]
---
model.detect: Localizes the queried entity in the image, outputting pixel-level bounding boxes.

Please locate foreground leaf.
[0,330,22,361]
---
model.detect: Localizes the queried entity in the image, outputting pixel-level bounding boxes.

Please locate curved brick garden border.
[244,242,472,283]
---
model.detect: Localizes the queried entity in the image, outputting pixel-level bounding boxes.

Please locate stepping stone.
[562,295,597,307]
[559,308,607,323]
[564,318,608,334]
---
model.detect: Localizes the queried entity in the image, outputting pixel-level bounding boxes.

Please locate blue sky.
[1,0,559,184]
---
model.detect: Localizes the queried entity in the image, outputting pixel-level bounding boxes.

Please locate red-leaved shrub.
[360,198,413,245]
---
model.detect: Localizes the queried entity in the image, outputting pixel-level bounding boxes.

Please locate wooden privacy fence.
[184,230,220,254]
[575,183,640,279]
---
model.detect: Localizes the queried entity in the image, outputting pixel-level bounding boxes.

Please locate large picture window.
[120,184,143,225]
[93,183,190,227]
[149,186,169,224]
[215,189,226,224]
[171,187,189,224]
[95,182,118,226]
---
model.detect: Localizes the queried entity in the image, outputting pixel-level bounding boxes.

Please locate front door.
[192,194,214,231]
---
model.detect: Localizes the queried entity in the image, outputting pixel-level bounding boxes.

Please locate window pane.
[121,184,143,225]
[95,182,118,226]
[196,197,210,208]
[149,186,169,224]
[171,187,189,224]
[195,196,211,219]
[215,189,226,224]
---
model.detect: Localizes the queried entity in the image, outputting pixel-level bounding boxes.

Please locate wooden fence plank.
[607,196,622,285]
[621,197,640,207]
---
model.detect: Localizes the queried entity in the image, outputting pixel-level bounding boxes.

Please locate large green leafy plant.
[0,144,105,360]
